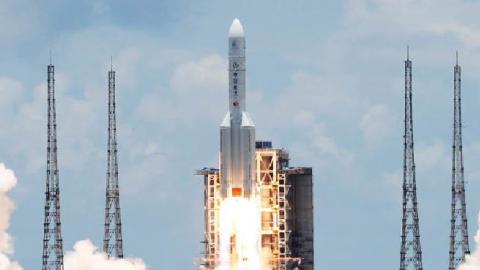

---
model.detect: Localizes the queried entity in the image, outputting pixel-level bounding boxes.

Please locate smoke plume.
[64,240,146,270]
[0,162,146,270]
[0,163,22,270]
[460,212,480,270]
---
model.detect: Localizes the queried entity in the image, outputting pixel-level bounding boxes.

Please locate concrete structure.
[286,168,314,270]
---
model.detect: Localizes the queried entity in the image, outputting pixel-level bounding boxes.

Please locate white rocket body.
[220,19,256,199]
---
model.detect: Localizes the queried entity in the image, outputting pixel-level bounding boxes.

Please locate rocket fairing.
[220,18,256,199]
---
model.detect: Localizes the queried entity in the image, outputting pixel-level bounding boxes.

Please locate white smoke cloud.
[0,163,22,270]
[460,212,480,270]
[64,240,146,270]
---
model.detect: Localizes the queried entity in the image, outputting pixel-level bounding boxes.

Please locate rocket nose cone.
[228,18,244,38]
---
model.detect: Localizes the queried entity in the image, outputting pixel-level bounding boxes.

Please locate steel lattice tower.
[42,63,65,270]
[103,64,124,258]
[399,49,423,270]
[448,52,470,270]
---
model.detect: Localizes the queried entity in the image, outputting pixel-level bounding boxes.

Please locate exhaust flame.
[218,196,262,270]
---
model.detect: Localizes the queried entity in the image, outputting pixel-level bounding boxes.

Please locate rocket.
[220,18,256,199]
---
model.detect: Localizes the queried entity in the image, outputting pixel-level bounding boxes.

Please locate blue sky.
[3,0,480,269]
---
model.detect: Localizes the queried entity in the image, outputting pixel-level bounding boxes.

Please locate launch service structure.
[197,19,314,270]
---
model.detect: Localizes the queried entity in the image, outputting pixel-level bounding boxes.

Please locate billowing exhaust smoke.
[460,212,480,270]
[64,240,146,270]
[0,163,146,269]
[0,163,22,270]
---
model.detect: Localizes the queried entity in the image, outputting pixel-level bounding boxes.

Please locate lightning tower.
[103,63,124,258]
[448,52,470,270]
[399,48,423,270]
[42,62,65,270]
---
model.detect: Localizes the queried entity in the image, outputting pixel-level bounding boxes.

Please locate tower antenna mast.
[42,60,65,270]
[448,52,470,270]
[399,48,424,270]
[103,60,124,258]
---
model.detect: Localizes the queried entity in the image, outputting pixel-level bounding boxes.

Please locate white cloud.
[416,139,449,173]
[135,53,227,129]
[115,47,142,88]
[170,54,227,93]
[275,72,355,117]
[345,0,480,47]
[359,104,394,146]
[0,2,42,47]
[381,169,403,203]
[311,123,353,162]
[383,169,402,190]
[0,78,23,106]
[91,0,109,15]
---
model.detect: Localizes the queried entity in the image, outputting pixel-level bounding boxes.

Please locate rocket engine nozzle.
[231,188,243,197]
